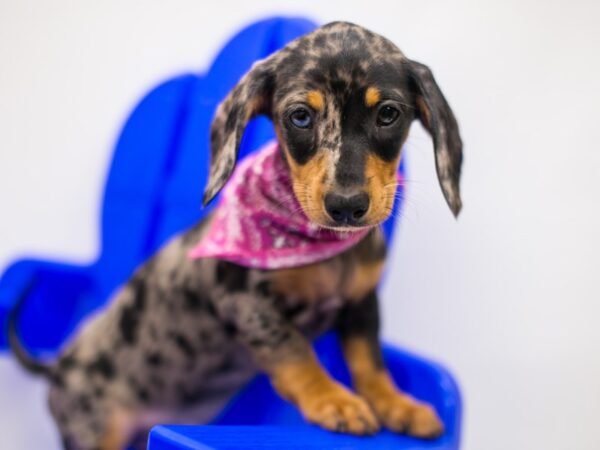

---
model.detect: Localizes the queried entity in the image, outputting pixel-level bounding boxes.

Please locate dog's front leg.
[337,291,444,438]
[228,290,379,435]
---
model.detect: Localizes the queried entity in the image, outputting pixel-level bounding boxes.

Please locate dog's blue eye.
[377,105,400,126]
[290,108,312,129]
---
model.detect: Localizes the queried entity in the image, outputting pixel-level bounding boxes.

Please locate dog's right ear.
[203,57,276,206]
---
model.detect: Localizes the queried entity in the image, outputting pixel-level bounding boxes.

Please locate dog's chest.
[267,255,383,335]
[278,291,344,337]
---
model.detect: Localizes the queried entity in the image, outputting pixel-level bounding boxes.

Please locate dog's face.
[204,22,463,229]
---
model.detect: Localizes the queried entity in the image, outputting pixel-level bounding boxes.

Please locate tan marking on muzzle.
[276,124,333,225]
[364,153,401,224]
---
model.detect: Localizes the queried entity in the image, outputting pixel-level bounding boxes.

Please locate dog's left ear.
[203,57,276,206]
[408,60,463,217]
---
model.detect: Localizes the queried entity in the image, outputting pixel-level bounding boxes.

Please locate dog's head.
[204,22,463,229]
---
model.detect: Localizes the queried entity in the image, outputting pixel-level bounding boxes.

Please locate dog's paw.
[299,382,380,435]
[370,392,444,438]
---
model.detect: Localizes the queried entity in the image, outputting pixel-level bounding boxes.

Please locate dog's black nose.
[324,192,370,225]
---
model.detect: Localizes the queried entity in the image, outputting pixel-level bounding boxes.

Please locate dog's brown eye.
[290,108,312,129]
[377,105,400,126]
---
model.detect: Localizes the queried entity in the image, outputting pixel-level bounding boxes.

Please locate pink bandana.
[189,141,379,269]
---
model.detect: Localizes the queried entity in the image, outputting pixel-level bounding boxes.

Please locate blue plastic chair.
[0,16,461,449]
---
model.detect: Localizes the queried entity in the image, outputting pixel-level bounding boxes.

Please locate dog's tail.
[7,281,54,378]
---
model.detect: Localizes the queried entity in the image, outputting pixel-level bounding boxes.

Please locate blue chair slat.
[97,74,200,290]
[150,425,455,450]
[149,76,212,249]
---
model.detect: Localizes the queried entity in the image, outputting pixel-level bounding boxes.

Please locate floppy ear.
[408,60,463,217]
[203,57,276,206]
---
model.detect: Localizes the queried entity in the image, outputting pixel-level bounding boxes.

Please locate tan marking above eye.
[307,90,325,111]
[365,87,381,107]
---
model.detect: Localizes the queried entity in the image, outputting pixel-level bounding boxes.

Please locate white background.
[1,1,599,449]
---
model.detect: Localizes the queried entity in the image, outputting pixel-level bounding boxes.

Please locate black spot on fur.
[248,323,290,349]
[52,373,64,387]
[255,280,271,297]
[78,395,92,413]
[145,352,164,367]
[136,386,150,403]
[284,302,307,318]
[336,291,384,369]
[313,33,326,48]
[217,357,236,373]
[119,307,138,344]
[304,68,328,86]
[119,277,147,345]
[86,353,115,380]
[169,332,196,359]
[216,261,248,292]
[215,262,226,283]
[168,270,177,283]
[198,329,211,343]
[177,385,206,405]
[272,329,292,347]
[61,436,76,450]
[223,322,238,336]
[206,301,218,318]
[58,354,77,370]
[127,376,152,402]
[330,78,349,97]
[248,338,265,347]
[182,288,208,312]
[256,312,270,330]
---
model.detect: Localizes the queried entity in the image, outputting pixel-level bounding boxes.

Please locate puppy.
[9,21,462,450]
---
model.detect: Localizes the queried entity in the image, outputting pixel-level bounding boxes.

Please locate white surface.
[1,1,599,449]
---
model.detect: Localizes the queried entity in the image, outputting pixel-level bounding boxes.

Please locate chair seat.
[146,333,461,449]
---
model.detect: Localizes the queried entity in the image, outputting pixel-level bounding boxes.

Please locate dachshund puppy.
[9,21,462,450]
